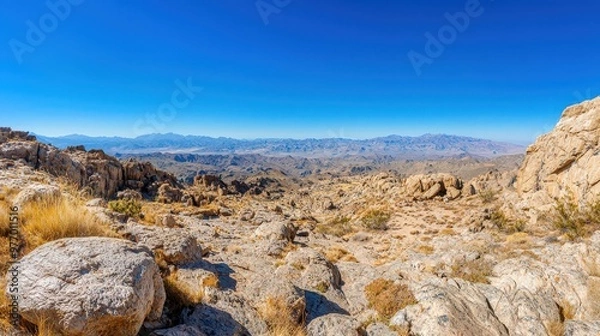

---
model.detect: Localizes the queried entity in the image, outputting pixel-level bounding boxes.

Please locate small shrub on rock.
[108,198,142,218]
[361,209,391,231]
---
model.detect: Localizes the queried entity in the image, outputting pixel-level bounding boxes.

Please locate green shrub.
[108,199,142,218]
[361,209,391,231]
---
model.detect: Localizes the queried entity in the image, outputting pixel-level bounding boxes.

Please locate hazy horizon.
[32,129,533,146]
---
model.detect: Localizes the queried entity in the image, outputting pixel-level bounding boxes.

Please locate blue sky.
[0,0,599,144]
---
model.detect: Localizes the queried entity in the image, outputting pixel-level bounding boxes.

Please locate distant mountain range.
[35,133,526,159]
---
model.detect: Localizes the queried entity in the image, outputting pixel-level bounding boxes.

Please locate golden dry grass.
[259,297,306,336]
[0,202,11,238]
[390,325,411,336]
[587,277,600,319]
[440,228,456,236]
[545,320,565,336]
[0,279,13,334]
[22,196,116,250]
[505,232,531,246]
[315,216,355,237]
[202,273,220,289]
[324,246,358,263]
[364,278,417,320]
[415,245,434,255]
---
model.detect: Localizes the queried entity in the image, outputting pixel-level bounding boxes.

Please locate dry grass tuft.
[390,325,411,336]
[364,278,417,320]
[415,245,434,255]
[440,228,456,236]
[315,216,355,237]
[587,277,600,319]
[450,258,493,284]
[202,273,220,289]
[324,246,358,263]
[505,232,531,246]
[551,195,600,240]
[0,202,10,237]
[557,300,576,320]
[478,188,498,203]
[545,320,565,336]
[361,209,391,231]
[0,279,14,334]
[259,296,306,336]
[22,196,116,250]
[491,208,526,234]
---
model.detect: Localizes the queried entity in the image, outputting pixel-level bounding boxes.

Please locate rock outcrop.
[517,96,600,206]
[0,128,180,199]
[9,238,165,336]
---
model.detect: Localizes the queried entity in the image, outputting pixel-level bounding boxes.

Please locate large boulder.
[517,96,600,206]
[306,314,361,336]
[7,238,165,336]
[404,173,463,200]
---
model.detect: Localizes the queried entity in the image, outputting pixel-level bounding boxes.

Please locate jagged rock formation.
[517,97,600,205]
[0,127,180,199]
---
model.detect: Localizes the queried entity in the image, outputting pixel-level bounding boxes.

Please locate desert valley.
[1,97,599,336]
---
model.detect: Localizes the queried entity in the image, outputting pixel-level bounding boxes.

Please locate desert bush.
[551,195,600,240]
[491,208,526,234]
[315,216,355,237]
[364,278,417,320]
[22,197,115,249]
[259,296,306,336]
[361,209,391,231]
[108,198,142,218]
[450,258,493,284]
[478,188,498,203]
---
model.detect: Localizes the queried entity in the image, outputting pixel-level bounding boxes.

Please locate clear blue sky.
[0,0,598,144]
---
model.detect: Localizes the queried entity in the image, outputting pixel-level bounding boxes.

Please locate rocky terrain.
[1,97,599,336]
[115,152,524,186]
